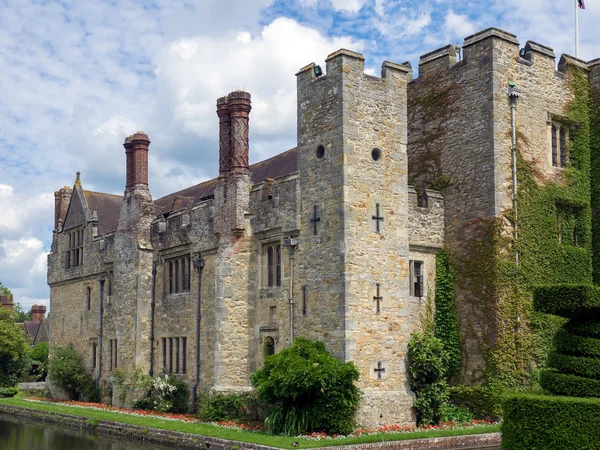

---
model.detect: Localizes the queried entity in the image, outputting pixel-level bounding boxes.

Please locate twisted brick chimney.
[0,294,13,311]
[217,96,232,178]
[228,91,251,175]
[124,131,150,190]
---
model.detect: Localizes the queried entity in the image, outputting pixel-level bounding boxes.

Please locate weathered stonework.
[48,27,598,426]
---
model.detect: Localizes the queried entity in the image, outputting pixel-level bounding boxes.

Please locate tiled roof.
[84,190,122,235]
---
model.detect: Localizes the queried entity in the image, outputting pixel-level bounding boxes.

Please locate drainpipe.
[149,264,157,377]
[283,237,299,343]
[508,81,521,266]
[96,275,105,389]
[191,252,205,412]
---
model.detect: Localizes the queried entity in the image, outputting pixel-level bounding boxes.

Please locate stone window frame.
[90,339,98,369]
[409,260,425,298]
[257,232,284,289]
[106,269,114,299]
[86,286,92,310]
[161,336,187,375]
[109,339,118,371]
[548,114,575,169]
[65,227,84,269]
[161,247,192,297]
[556,203,581,247]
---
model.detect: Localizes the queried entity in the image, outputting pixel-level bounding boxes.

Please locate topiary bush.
[251,338,361,436]
[199,392,262,422]
[407,332,449,426]
[503,394,600,450]
[47,346,99,402]
[448,384,504,420]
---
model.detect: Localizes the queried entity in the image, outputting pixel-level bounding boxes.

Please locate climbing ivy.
[433,249,461,380]
[451,67,595,388]
[590,85,600,284]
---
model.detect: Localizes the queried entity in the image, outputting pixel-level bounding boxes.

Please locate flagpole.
[575,0,579,58]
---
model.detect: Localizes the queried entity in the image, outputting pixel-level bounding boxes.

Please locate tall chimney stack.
[227,91,252,175]
[31,304,47,322]
[0,294,13,311]
[217,96,231,178]
[124,131,150,190]
[54,186,72,230]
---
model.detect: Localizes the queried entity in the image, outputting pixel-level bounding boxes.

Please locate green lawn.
[0,397,500,449]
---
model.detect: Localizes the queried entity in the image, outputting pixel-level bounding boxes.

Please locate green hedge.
[502,394,600,449]
[566,320,600,338]
[533,284,600,318]
[447,384,503,420]
[547,351,600,380]
[540,370,600,397]
[554,330,600,358]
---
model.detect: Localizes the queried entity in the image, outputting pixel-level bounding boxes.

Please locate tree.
[12,303,32,322]
[0,306,29,387]
[0,281,10,296]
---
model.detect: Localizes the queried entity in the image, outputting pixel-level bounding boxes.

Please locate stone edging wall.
[0,404,500,450]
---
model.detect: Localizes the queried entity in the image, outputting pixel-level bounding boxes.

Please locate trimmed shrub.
[540,371,600,398]
[199,392,262,422]
[554,329,600,357]
[251,338,361,436]
[439,403,473,424]
[408,332,449,426]
[447,384,504,420]
[547,351,600,380]
[0,386,19,398]
[48,346,99,402]
[533,284,600,318]
[502,394,600,450]
[566,319,600,338]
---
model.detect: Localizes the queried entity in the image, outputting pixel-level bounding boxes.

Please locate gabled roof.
[84,191,122,235]
[82,147,298,232]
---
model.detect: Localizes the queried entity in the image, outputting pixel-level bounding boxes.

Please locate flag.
[578,0,585,9]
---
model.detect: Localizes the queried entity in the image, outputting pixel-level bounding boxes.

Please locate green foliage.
[433,249,461,379]
[199,392,261,422]
[28,342,49,381]
[533,284,600,318]
[590,87,600,284]
[0,386,19,398]
[447,384,504,420]
[12,303,32,322]
[502,393,600,449]
[547,351,600,380]
[407,332,449,425]
[133,374,189,413]
[0,282,11,296]
[47,346,99,402]
[554,329,600,358]
[540,371,600,398]
[112,369,151,407]
[566,319,600,338]
[0,306,29,387]
[251,338,361,436]
[438,403,473,424]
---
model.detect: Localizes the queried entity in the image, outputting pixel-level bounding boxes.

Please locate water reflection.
[0,416,171,450]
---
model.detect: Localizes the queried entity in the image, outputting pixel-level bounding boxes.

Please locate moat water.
[0,415,500,450]
[0,416,172,450]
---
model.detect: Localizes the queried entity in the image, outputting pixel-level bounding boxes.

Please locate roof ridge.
[83,190,122,199]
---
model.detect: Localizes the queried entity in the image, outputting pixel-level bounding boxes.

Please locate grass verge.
[0,397,499,449]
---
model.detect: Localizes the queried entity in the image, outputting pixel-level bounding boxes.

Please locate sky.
[0,0,598,310]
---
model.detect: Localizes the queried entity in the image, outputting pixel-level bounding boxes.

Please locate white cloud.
[331,0,367,13]
[444,10,476,38]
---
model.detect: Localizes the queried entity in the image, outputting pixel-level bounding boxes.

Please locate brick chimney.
[0,294,13,311]
[124,131,150,190]
[217,96,231,178]
[31,304,46,322]
[54,186,72,230]
[227,91,251,175]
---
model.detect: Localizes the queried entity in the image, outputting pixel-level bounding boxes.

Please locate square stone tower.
[296,50,418,424]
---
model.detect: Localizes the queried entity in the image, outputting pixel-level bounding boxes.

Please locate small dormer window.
[551,122,569,168]
[66,228,84,269]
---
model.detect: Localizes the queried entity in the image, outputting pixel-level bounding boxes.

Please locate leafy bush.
[448,384,504,420]
[0,306,30,387]
[407,332,449,426]
[28,342,49,381]
[502,393,600,449]
[533,284,600,318]
[439,403,473,424]
[48,346,99,402]
[133,374,189,413]
[0,386,19,398]
[199,392,261,422]
[251,338,361,436]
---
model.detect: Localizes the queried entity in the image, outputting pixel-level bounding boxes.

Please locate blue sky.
[0,0,598,309]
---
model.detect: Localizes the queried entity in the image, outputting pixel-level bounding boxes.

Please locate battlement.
[296,48,412,85]
[414,27,599,82]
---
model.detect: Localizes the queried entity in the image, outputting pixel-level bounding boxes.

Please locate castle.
[47,28,600,425]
